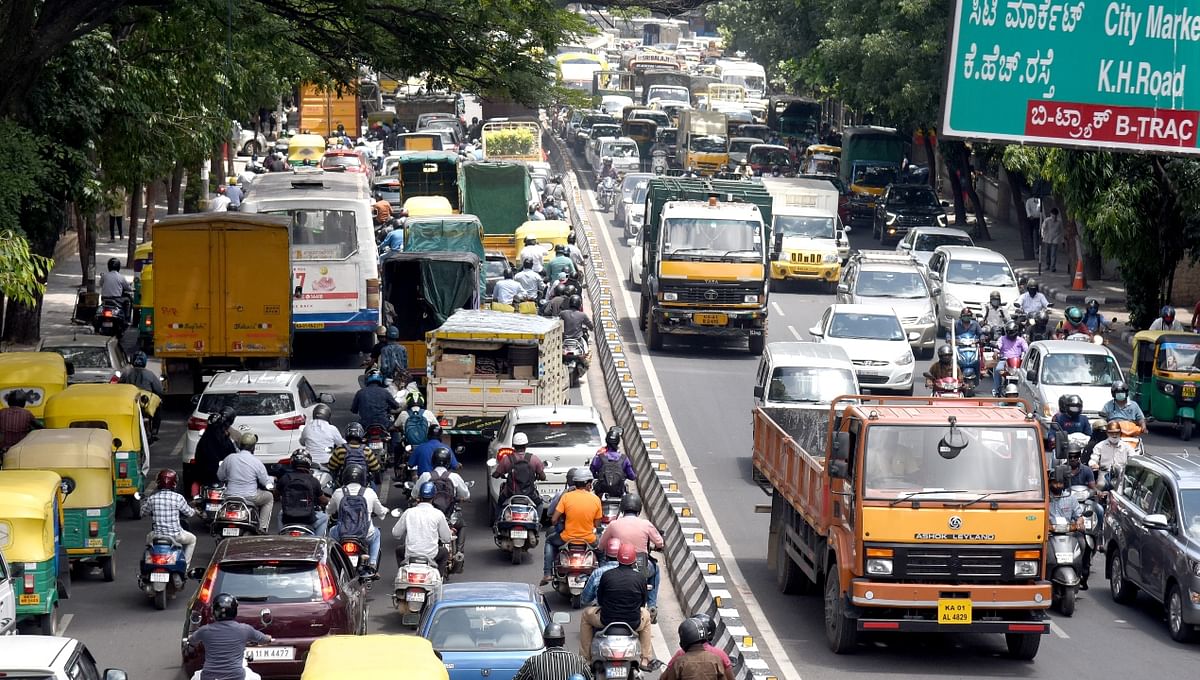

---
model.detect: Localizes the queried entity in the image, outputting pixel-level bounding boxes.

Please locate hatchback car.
[808,303,917,394]
[872,183,948,245]
[1105,454,1200,641]
[419,582,569,680]
[836,251,938,358]
[925,246,1020,330]
[0,636,128,679]
[1016,340,1125,426]
[182,536,369,678]
[37,334,130,384]
[484,405,607,516]
[184,371,334,464]
[621,178,651,241]
[896,226,974,267]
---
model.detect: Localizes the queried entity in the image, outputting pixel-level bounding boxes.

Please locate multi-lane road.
[567,150,1200,679]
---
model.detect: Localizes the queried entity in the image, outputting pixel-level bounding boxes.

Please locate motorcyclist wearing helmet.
[1030,309,1052,341]
[559,294,593,342]
[1051,394,1092,438]
[519,236,547,274]
[377,325,409,384]
[391,480,451,573]
[589,427,636,498]
[411,445,471,504]
[328,463,389,574]
[545,244,576,282]
[582,538,624,607]
[141,469,197,567]
[298,403,345,466]
[980,290,1008,328]
[514,257,544,297]
[119,351,164,397]
[542,467,602,586]
[993,321,1028,397]
[540,281,572,317]
[407,423,461,475]
[350,369,401,435]
[328,422,382,484]
[1016,279,1050,316]
[583,544,656,670]
[599,493,664,613]
[274,451,329,535]
[952,308,981,340]
[493,432,548,512]
[669,612,733,673]
[1149,304,1185,331]
[185,593,273,680]
[1090,420,1136,481]
[1082,299,1111,334]
[1046,464,1087,587]
[599,156,619,182]
[1099,380,1146,432]
[1056,306,1091,338]
[218,431,275,534]
[513,623,591,680]
[660,617,730,680]
[924,344,957,385]
[99,257,133,319]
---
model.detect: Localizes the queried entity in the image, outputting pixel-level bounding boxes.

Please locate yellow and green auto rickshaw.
[514,220,572,263]
[3,428,118,581]
[0,352,71,420]
[133,241,154,353]
[1131,330,1200,440]
[301,635,448,680]
[287,133,327,167]
[43,384,151,518]
[0,469,73,635]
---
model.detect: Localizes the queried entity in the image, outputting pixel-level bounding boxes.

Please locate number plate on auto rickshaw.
[938,598,971,624]
[1184,384,1196,399]
[19,594,40,605]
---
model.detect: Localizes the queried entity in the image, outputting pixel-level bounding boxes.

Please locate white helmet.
[513,432,529,447]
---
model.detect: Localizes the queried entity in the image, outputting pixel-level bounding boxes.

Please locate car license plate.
[937,598,971,624]
[1185,384,1196,399]
[510,528,528,539]
[246,646,296,661]
[206,503,220,512]
[406,590,426,603]
[693,313,728,326]
[221,527,240,537]
[101,321,113,328]
[116,479,133,487]
[19,594,40,605]
[606,667,629,679]
[369,443,383,450]
[150,571,170,583]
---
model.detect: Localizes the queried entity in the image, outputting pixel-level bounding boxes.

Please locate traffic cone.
[1072,254,1086,290]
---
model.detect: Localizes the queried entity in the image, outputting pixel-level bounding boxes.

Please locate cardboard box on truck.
[298,83,361,137]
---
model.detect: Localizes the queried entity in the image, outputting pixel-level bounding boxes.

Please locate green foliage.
[484,128,537,157]
[0,230,53,306]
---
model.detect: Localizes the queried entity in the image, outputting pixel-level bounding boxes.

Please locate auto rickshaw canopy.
[287,134,327,165]
[43,383,145,451]
[301,634,448,680]
[403,195,455,217]
[3,429,115,508]
[0,352,70,418]
[0,470,63,563]
[514,220,572,261]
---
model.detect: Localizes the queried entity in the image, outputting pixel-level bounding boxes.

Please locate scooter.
[598,176,617,212]
[446,502,467,575]
[997,357,1022,397]
[195,483,226,527]
[553,540,598,608]
[1047,515,1087,616]
[1072,484,1103,556]
[365,424,391,469]
[138,534,188,610]
[494,495,541,565]
[599,494,622,527]
[954,335,981,397]
[210,496,262,541]
[93,298,130,337]
[591,622,644,680]
[391,554,444,627]
[563,335,589,388]
[928,376,963,398]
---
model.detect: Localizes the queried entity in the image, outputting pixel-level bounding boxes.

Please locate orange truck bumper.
[848,579,1051,634]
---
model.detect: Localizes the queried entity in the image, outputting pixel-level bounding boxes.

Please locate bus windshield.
[265,209,358,260]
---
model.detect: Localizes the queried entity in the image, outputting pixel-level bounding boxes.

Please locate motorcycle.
[391,554,444,627]
[445,501,467,575]
[1072,485,1104,556]
[494,495,541,565]
[591,622,644,680]
[553,540,598,608]
[1047,514,1087,617]
[954,336,981,396]
[599,493,622,527]
[210,496,262,541]
[195,483,226,527]
[563,334,589,388]
[138,534,188,610]
[93,298,130,337]
[598,177,617,212]
[365,424,391,470]
[997,357,1022,397]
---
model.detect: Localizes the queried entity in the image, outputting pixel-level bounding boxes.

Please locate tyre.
[823,567,857,654]
[101,556,116,583]
[571,594,582,609]
[38,611,57,636]
[628,267,640,292]
[154,589,168,611]
[1005,632,1041,660]
[748,333,765,356]
[1181,420,1194,441]
[1058,587,1076,617]
[58,564,71,600]
[128,497,143,520]
[775,529,811,595]
[240,140,261,156]
[1167,584,1194,642]
[1109,552,1138,604]
[646,318,663,351]
[638,296,648,331]
[511,548,523,566]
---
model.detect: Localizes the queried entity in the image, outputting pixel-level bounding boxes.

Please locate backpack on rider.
[507,452,540,504]
[336,485,372,540]
[596,454,628,498]
[404,408,430,446]
[430,469,457,514]
[280,473,317,524]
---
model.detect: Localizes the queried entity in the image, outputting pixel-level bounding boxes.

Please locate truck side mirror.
[753,385,764,399]
[829,431,851,479]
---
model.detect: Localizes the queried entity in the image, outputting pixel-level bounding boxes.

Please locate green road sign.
[942,0,1200,153]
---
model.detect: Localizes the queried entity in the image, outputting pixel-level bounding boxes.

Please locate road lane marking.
[771,301,785,316]
[581,178,802,679]
[1049,620,1069,638]
[169,432,185,462]
[787,325,802,340]
[58,613,73,636]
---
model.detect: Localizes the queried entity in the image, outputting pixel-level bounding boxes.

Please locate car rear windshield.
[515,422,601,447]
[322,155,361,168]
[212,562,322,603]
[428,605,542,651]
[829,313,904,341]
[45,346,110,369]
[198,392,296,416]
[855,270,928,298]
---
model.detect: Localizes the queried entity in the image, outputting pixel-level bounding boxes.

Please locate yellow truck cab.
[676,109,729,175]
[761,177,847,290]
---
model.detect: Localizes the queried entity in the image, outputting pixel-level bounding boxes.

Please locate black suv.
[1104,454,1200,641]
[872,183,947,246]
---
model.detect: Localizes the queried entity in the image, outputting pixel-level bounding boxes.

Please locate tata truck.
[839,126,905,226]
[760,177,846,291]
[677,109,729,175]
[298,83,361,137]
[637,177,772,354]
[458,161,532,260]
[753,396,1052,659]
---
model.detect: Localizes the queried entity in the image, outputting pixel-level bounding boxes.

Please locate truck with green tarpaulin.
[458,161,532,261]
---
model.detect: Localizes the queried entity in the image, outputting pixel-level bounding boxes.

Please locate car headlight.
[918,311,934,324]
[1190,559,1200,577]
[1014,560,1039,577]
[943,292,962,309]
[744,294,760,303]
[823,253,839,263]
[896,352,913,366]
[662,292,678,301]
[936,213,948,226]
[866,559,893,575]
[885,211,898,225]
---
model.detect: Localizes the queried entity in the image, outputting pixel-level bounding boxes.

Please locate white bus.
[717,60,767,101]
[240,170,380,346]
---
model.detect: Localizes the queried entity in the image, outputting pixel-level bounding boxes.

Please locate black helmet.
[313,403,332,421]
[568,294,583,311]
[1111,380,1129,399]
[1063,394,1083,416]
[605,426,622,450]
[542,623,566,648]
[553,283,568,298]
[213,593,238,621]
[567,231,577,244]
[937,345,953,363]
[208,405,236,428]
[1034,310,1049,325]
[340,462,367,486]
[692,612,716,642]
[1161,305,1176,324]
[989,290,1002,306]
[1025,279,1039,294]
[619,493,642,516]
[428,423,443,440]
[345,422,365,441]
[291,450,313,471]
[678,617,707,649]
[1086,298,1100,314]
[1004,321,1019,338]
[1066,306,1083,323]
[107,257,121,272]
[130,351,147,368]
[1050,463,1070,489]
[432,446,452,469]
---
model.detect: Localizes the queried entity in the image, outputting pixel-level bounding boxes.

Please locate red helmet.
[156,469,178,490]
[618,544,638,566]
[604,538,622,559]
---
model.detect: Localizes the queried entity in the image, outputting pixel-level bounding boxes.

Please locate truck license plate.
[937,598,971,624]
[693,313,728,326]
[150,571,170,583]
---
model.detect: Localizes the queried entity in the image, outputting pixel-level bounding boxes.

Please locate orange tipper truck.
[752,396,1052,659]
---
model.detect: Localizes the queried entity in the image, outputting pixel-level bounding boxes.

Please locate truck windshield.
[663,218,762,258]
[776,215,834,239]
[1041,353,1122,386]
[769,367,857,403]
[265,209,358,261]
[689,135,728,153]
[855,270,928,298]
[648,86,689,103]
[863,425,1044,501]
[853,164,898,188]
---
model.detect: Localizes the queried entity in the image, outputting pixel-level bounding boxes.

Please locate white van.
[753,342,861,410]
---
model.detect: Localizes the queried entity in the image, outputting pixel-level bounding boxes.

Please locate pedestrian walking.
[108,188,125,242]
[1024,193,1042,258]
[1040,208,1064,272]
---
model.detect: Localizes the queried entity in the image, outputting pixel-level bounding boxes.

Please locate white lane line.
[581,179,802,679]
[787,325,802,340]
[58,613,73,636]
[1049,620,1070,639]
[169,432,186,462]
[771,301,785,316]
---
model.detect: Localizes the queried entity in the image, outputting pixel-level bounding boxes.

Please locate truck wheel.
[823,569,857,654]
[1005,632,1041,660]
[775,530,810,595]
[638,297,648,331]
[748,333,765,356]
[1181,420,1194,441]
[646,318,663,351]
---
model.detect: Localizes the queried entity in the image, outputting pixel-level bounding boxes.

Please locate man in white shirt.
[514,258,544,297]
[1040,208,1064,272]
[1024,194,1042,250]
[299,404,345,466]
[209,185,232,212]
[493,269,524,305]
[411,446,471,503]
[392,482,452,572]
[217,432,274,533]
[1016,280,1050,316]
[518,236,547,274]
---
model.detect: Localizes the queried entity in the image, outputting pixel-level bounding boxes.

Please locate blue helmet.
[132,351,148,368]
[386,325,400,340]
[419,482,436,500]
[365,370,385,386]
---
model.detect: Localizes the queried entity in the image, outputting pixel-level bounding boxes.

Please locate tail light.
[197,565,217,604]
[497,447,514,459]
[406,571,428,584]
[317,563,337,601]
[150,551,177,565]
[89,521,99,537]
[342,541,360,555]
[103,309,113,317]
[144,315,152,328]
[509,509,534,522]
[274,414,306,430]
[187,417,209,431]
[222,507,248,520]
[24,574,35,594]
[118,462,128,479]
[206,489,223,501]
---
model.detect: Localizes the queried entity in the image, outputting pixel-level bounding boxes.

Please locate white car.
[895,226,974,267]
[615,172,653,230]
[0,552,14,636]
[621,179,651,241]
[1016,340,1125,425]
[184,371,334,465]
[925,245,1020,330]
[628,229,645,290]
[0,636,128,679]
[485,405,607,515]
[809,303,917,394]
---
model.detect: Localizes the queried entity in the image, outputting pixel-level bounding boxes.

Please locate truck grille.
[663,285,757,305]
[890,545,1019,582]
[790,252,822,264]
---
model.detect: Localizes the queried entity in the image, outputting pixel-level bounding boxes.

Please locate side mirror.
[190,394,202,407]
[932,286,942,295]
[829,431,851,480]
[940,200,950,207]
[898,242,911,250]
[188,566,207,580]
[10,563,25,577]
[1142,513,1171,531]
[59,476,77,497]
[753,385,764,399]
[769,250,780,261]
[1083,509,1095,517]
[467,480,476,489]
[319,393,335,404]
[1026,370,1038,383]
[486,458,498,467]
[112,437,123,450]
[836,283,849,295]
[481,428,497,440]
[808,326,823,338]
[928,271,942,281]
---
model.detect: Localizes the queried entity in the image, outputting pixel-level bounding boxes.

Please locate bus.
[240,171,381,346]
[556,52,609,92]
[717,60,767,101]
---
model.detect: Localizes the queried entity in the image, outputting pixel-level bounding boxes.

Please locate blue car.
[419,582,570,680]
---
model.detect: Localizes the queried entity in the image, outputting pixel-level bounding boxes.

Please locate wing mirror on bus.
[829,432,851,479]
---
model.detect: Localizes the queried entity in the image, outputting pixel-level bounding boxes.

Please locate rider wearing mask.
[141,469,197,568]
[298,404,345,467]
[993,322,1028,397]
[599,157,619,182]
[1090,420,1136,489]
[392,481,451,572]
[1149,305,1185,331]
[1082,299,1111,334]
[1047,464,1089,589]
[599,494,664,616]
[1057,306,1091,338]
[217,432,274,534]
[1051,395,1092,437]
[185,594,273,680]
[99,257,133,319]
[1066,445,1095,489]
[1016,279,1050,316]
[542,468,602,586]
[582,544,655,671]
[1099,380,1146,432]
[952,308,981,339]
[980,291,1007,328]
[514,258,544,298]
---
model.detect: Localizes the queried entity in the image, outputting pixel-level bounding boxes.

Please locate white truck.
[761,176,848,291]
[425,310,568,438]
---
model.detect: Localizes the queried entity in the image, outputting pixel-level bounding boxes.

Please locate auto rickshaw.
[287,133,327,167]
[43,384,150,518]
[3,429,118,581]
[514,220,572,263]
[403,195,455,217]
[301,634,448,680]
[0,352,71,420]
[132,241,154,352]
[0,469,73,635]
[1130,330,1200,440]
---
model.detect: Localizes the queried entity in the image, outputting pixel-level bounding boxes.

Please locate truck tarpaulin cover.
[382,252,480,334]
[761,406,829,457]
[403,217,486,298]
[433,309,560,338]
[459,161,531,235]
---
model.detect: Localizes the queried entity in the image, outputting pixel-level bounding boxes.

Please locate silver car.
[836,252,938,359]
[1016,340,1125,426]
[37,334,130,384]
[896,226,974,267]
